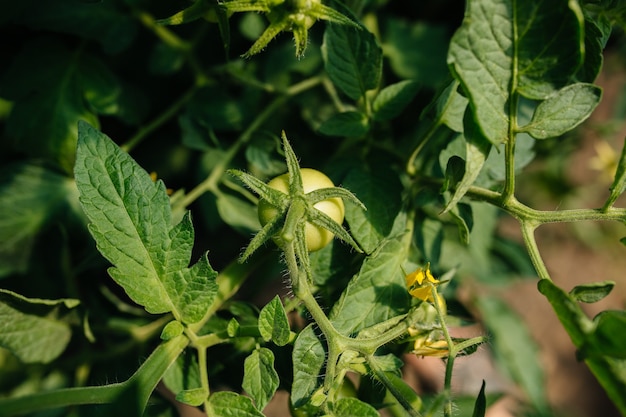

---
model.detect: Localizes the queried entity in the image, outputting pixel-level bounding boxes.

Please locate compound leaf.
[74,121,217,323]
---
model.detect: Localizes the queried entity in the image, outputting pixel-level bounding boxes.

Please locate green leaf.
[330,234,411,335]
[448,202,473,245]
[372,80,420,121]
[0,163,77,277]
[291,324,326,407]
[476,296,547,411]
[207,388,265,416]
[471,380,487,417]
[0,289,79,364]
[332,397,379,417]
[258,295,290,346]
[0,335,189,417]
[156,0,216,25]
[538,279,626,414]
[436,80,469,133]
[176,387,208,407]
[383,18,450,88]
[448,0,584,143]
[414,217,444,265]
[162,350,202,396]
[603,138,626,211]
[378,371,422,413]
[522,83,602,139]
[588,310,626,359]
[322,24,382,100]
[161,320,185,341]
[242,347,280,411]
[74,122,218,323]
[442,113,492,214]
[318,111,369,137]
[342,165,403,254]
[216,194,261,235]
[515,1,584,99]
[569,281,615,303]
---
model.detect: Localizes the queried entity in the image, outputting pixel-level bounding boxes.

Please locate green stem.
[172,77,322,212]
[368,359,422,417]
[196,344,211,413]
[520,220,552,281]
[429,285,454,417]
[460,185,626,225]
[121,85,199,153]
[0,335,189,417]
[503,4,520,204]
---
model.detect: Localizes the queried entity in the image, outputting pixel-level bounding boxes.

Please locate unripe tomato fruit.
[258,168,345,252]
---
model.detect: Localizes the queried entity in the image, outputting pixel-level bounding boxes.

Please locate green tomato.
[258,168,345,252]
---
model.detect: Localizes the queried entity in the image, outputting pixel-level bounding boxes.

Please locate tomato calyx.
[229,131,364,263]
[221,0,360,57]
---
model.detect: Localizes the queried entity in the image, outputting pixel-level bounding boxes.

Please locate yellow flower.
[405,264,439,302]
[407,329,449,358]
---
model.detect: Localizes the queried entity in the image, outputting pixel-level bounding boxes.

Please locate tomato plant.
[1,1,626,417]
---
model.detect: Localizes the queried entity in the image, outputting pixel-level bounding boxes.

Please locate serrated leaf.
[258,295,290,346]
[74,122,217,323]
[522,83,602,139]
[322,24,382,100]
[0,289,79,363]
[242,348,279,411]
[207,391,264,417]
[0,163,77,277]
[372,80,420,121]
[342,165,403,254]
[332,397,379,417]
[448,0,584,143]
[569,281,615,303]
[318,111,369,137]
[291,324,326,407]
[330,234,411,336]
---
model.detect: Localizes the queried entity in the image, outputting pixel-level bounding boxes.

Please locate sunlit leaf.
[74,122,217,323]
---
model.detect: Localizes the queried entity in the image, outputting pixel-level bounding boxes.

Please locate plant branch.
[0,335,189,417]
[172,77,322,212]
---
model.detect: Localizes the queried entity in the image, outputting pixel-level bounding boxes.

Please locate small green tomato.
[258,168,345,252]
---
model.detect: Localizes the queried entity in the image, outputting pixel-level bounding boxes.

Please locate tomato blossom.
[405,264,439,302]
